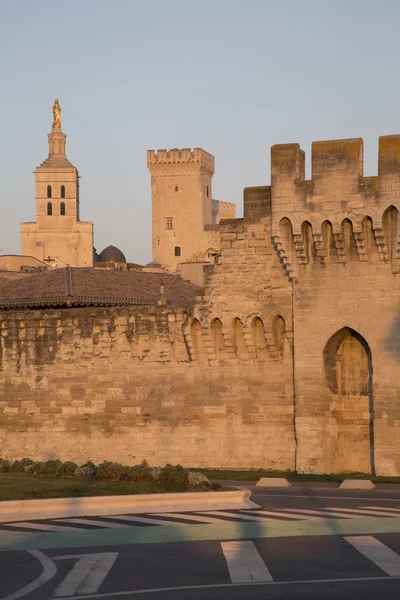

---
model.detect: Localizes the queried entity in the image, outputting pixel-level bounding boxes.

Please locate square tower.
[148,148,216,272]
[20,100,93,268]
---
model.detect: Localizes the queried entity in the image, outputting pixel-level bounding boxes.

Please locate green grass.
[194,468,400,484]
[0,474,193,501]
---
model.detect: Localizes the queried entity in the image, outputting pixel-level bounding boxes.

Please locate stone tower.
[148,148,218,273]
[20,100,93,268]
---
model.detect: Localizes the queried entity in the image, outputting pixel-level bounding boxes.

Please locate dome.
[98,245,126,263]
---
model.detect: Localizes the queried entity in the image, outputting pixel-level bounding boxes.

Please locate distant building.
[148,148,236,272]
[20,100,93,268]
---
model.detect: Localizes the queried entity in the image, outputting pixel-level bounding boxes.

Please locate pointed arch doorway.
[323,327,374,474]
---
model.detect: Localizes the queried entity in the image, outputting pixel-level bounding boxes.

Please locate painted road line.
[1,549,57,600]
[54,519,128,529]
[203,510,323,521]
[106,515,201,526]
[359,506,400,514]
[148,512,237,524]
[2,522,84,532]
[221,540,273,583]
[0,528,30,535]
[320,507,400,518]
[198,511,282,523]
[344,535,400,576]
[281,508,367,519]
[54,553,118,597]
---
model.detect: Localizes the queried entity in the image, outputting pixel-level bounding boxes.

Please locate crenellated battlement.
[269,134,400,279]
[147,147,215,175]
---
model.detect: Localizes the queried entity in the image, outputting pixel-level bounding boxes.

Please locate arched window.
[190,319,205,361]
[301,221,315,263]
[47,185,52,198]
[60,202,66,216]
[383,206,399,262]
[61,185,65,198]
[232,318,247,358]
[342,219,358,261]
[279,217,295,264]
[175,185,179,192]
[210,318,224,358]
[174,246,181,257]
[322,221,336,262]
[362,217,376,260]
[252,317,266,358]
[47,202,53,216]
[272,316,286,359]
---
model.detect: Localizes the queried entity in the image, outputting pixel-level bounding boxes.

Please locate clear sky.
[1,0,399,264]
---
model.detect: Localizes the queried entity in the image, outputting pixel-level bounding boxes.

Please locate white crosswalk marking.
[201,509,323,521]
[344,536,400,576]
[221,541,273,582]
[54,518,127,529]
[281,508,368,519]
[2,521,83,532]
[106,514,202,526]
[358,506,400,514]
[321,507,400,518]
[54,552,118,596]
[149,512,237,524]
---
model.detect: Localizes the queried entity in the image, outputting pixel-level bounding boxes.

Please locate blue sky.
[1,0,399,263]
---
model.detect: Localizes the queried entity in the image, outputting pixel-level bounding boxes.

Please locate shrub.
[58,461,78,477]
[75,461,98,479]
[0,459,11,473]
[159,464,188,486]
[127,460,153,483]
[9,458,34,473]
[97,461,127,481]
[187,471,211,490]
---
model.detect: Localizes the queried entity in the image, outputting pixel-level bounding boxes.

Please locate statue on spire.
[52,98,61,131]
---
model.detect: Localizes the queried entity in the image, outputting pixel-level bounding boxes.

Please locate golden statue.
[52,98,61,131]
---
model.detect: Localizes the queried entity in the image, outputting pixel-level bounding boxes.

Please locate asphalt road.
[1,485,400,600]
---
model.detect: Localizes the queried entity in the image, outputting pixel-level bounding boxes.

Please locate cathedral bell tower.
[20,100,94,268]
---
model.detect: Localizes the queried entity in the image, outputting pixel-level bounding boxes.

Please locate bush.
[58,461,78,477]
[126,460,153,483]
[188,471,211,490]
[97,461,127,481]
[159,464,188,486]
[75,461,98,479]
[0,459,11,473]
[0,457,212,491]
[9,458,34,473]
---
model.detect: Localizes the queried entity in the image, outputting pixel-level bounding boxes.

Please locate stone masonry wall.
[271,135,400,476]
[0,294,294,469]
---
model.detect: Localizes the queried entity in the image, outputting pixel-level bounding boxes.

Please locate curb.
[0,489,259,523]
[339,479,376,490]
[256,477,291,487]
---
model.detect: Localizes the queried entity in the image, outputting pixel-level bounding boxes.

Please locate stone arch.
[232,318,247,358]
[190,318,205,362]
[252,317,267,359]
[342,219,358,262]
[204,248,218,262]
[362,216,377,260]
[301,221,315,263]
[272,315,286,359]
[210,318,225,358]
[321,220,336,262]
[279,217,295,264]
[323,327,374,474]
[382,205,399,262]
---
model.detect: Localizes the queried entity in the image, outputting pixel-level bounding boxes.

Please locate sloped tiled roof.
[0,267,198,309]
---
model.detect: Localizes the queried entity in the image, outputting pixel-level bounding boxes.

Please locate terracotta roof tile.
[0,267,198,309]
